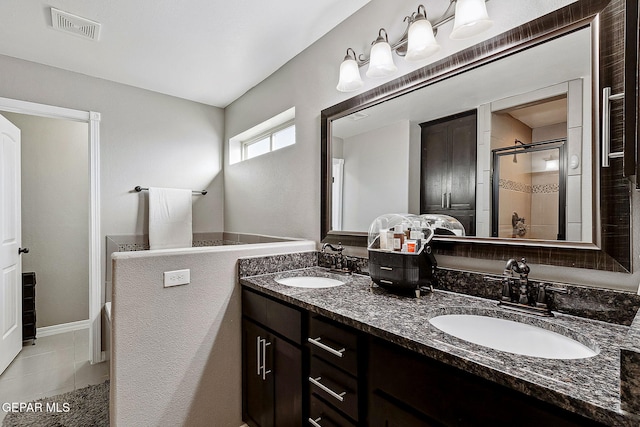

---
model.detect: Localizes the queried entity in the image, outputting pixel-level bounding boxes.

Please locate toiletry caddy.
[367,214,439,297]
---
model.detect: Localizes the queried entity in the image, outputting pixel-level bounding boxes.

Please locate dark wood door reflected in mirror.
[321,0,637,274]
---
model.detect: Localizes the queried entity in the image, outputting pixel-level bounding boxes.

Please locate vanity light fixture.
[336,48,364,92]
[450,0,493,40]
[336,0,492,92]
[405,5,440,61]
[366,29,398,78]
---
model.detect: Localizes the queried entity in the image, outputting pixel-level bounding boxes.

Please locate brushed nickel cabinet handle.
[380,266,393,271]
[308,417,323,427]
[256,336,262,376]
[309,377,346,402]
[602,87,624,167]
[262,339,271,380]
[308,337,345,358]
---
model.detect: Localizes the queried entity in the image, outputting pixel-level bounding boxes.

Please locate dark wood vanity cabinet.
[242,287,608,426]
[308,315,363,426]
[420,110,477,236]
[242,288,366,426]
[242,289,303,427]
[368,338,606,427]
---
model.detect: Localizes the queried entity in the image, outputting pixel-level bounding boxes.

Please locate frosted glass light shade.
[450,0,493,40]
[405,18,440,61]
[336,57,364,92]
[366,41,397,78]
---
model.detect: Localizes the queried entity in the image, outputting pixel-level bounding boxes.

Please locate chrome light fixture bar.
[337,0,492,92]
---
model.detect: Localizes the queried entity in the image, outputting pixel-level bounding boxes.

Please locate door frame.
[0,97,102,364]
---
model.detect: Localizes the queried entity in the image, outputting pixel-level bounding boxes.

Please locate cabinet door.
[243,320,275,427]
[420,110,477,236]
[369,338,606,427]
[447,113,476,212]
[243,318,303,427]
[420,122,449,213]
[273,332,302,427]
[369,392,438,427]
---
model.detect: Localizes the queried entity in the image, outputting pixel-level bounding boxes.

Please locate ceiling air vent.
[51,8,101,41]
[350,112,369,121]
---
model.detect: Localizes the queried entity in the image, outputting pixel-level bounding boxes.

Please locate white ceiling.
[507,98,568,129]
[0,0,371,108]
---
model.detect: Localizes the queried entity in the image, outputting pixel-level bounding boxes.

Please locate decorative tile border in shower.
[499,178,531,193]
[532,183,559,193]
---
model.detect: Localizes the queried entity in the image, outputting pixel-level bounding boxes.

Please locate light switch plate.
[164,269,190,287]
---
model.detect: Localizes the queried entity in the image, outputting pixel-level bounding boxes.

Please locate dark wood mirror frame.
[321,0,636,273]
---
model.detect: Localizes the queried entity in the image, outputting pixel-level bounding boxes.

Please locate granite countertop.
[240,266,640,426]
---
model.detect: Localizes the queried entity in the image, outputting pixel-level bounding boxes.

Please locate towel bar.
[134,186,207,195]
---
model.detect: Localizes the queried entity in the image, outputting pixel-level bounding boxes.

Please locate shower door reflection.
[491,139,566,240]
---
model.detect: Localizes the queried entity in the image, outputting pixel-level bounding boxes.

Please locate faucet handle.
[517,257,530,275]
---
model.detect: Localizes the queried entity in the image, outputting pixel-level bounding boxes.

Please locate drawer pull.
[380,266,393,271]
[380,279,394,285]
[308,337,345,358]
[308,417,323,427]
[309,376,346,402]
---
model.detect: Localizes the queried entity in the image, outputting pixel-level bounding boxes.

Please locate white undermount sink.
[275,276,345,289]
[429,314,598,359]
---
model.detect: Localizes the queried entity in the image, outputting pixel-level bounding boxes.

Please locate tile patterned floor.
[0,329,109,424]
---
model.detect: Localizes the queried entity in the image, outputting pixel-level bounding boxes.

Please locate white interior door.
[0,113,22,375]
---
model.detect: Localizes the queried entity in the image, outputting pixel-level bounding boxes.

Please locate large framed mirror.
[321,0,634,273]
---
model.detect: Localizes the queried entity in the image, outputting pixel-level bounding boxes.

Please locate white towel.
[148,187,193,250]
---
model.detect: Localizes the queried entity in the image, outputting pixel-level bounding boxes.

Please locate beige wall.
[110,241,315,426]
[3,112,89,327]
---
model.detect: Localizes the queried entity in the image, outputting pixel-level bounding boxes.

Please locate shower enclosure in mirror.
[491,139,566,240]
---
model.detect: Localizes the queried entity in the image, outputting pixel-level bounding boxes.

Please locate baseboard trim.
[36,319,90,338]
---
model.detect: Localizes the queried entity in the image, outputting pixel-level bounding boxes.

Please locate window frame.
[241,120,295,161]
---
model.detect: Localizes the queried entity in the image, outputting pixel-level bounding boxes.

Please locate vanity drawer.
[309,394,356,427]
[370,264,419,286]
[309,316,358,376]
[242,288,302,344]
[310,356,358,422]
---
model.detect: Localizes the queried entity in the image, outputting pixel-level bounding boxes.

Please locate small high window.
[229,107,295,165]
[242,121,295,161]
